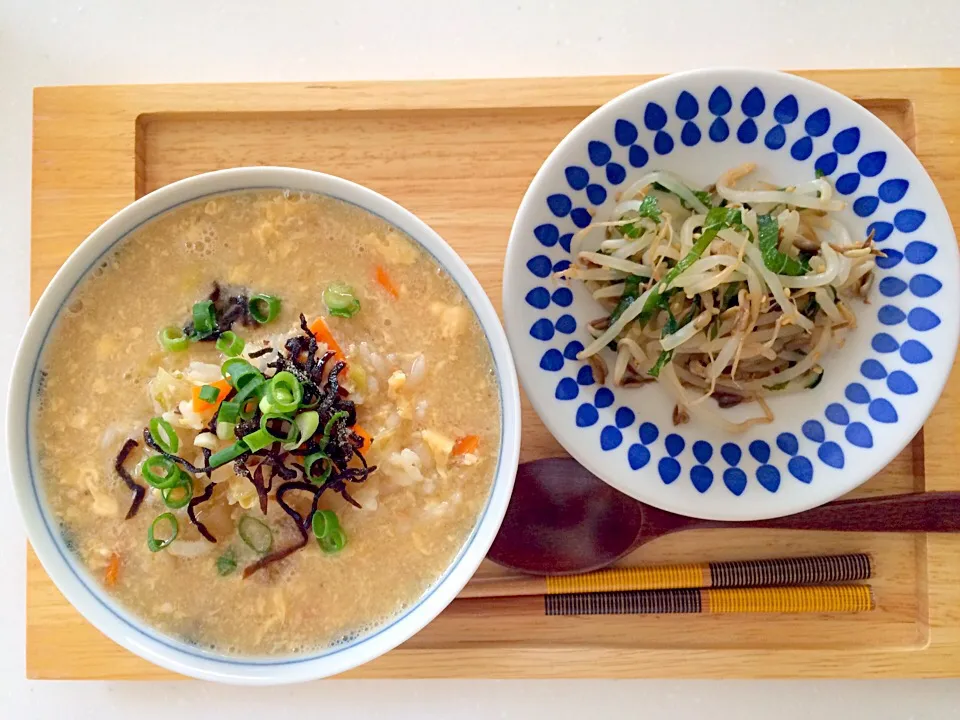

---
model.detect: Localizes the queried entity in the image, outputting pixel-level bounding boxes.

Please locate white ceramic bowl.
[504,69,959,521]
[8,167,521,684]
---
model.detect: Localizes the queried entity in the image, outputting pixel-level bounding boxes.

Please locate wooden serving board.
[28,70,960,679]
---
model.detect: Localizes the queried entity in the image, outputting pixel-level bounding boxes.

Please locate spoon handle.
[736,492,960,532]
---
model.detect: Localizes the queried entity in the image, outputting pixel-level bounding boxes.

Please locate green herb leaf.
[815,168,826,179]
[648,349,674,378]
[216,549,237,576]
[692,189,713,207]
[757,214,810,276]
[636,195,662,223]
[609,274,642,324]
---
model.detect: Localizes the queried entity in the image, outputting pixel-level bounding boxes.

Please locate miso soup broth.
[33,189,500,655]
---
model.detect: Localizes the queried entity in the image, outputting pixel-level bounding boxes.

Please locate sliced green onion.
[208,441,247,468]
[215,330,245,356]
[149,416,179,454]
[319,410,349,448]
[147,513,178,552]
[240,397,260,420]
[216,420,236,441]
[260,413,296,442]
[192,300,217,338]
[216,549,237,576]
[161,472,194,509]
[198,384,220,403]
[249,293,281,324]
[311,509,340,540]
[238,516,273,554]
[234,375,265,406]
[303,450,332,485]
[157,326,189,352]
[221,358,259,389]
[218,400,240,425]
[242,428,276,453]
[141,456,181,489]
[323,283,361,319]
[319,527,347,554]
[283,411,319,451]
[266,371,302,414]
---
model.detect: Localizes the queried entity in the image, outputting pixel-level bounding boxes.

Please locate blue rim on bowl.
[504,69,959,521]
[8,167,521,684]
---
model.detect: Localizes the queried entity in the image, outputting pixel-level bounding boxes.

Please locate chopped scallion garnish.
[147,513,178,552]
[192,300,217,338]
[217,400,240,425]
[216,549,237,576]
[208,441,247,468]
[148,416,179,454]
[221,358,259,389]
[311,510,347,553]
[283,411,319,451]
[216,420,236,441]
[198,384,221,403]
[249,294,281,324]
[238,516,274,554]
[241,428,276,453]
[157,326,189,352]
[319,527,347,554]
[303,450,332,485]
[161,472,194,509]
[266,371,302,414]
[323,283,361,319]
[141,456,181,489]
[215,330,245,356]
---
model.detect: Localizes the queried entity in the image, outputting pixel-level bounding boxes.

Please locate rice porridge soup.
[33,189,501,656]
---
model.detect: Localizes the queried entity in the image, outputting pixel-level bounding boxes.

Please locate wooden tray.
[28,70,960,679]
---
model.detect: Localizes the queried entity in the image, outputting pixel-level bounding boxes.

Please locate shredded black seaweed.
[242,481,322,578]
[247,346,273,359]
[188,483,217,543]
[114,438,145,519]
[182,282,255,341]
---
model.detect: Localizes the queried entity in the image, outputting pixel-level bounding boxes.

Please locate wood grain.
[27,69,960,679]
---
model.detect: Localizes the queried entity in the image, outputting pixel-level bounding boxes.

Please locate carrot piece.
[375,265,399,299]
[308,316,346,364]
[191,378,232,413]
[104,553,120,588]
[352,424,373,454]
[452,434,480,456]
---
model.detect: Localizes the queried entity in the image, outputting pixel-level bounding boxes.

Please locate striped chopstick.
[459,553,872,599]
[545,585,875,616]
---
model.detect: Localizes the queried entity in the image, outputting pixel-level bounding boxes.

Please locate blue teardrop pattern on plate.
[741,87,766,117]
[845,422,873,448]
[737,119,758,144]
[860,359,887,380]
[576,365,594,385]
[723,469,747,496]
[876,248,902,269]
[555,377,578,400]
[909,274,942,298]
[708,86,732,115]
[563,340,583,360]
[877,305,906,325]
[871,332,899,353]
[832,127,860,154]
[615,407,636,428]
[547,194,572,217]
[869,398,898,424]
[539,349,564,371]
[564,166,589,191]
[776,432,799,456]
[530,318,555,341]
[835,172,860,195]
[576,403,598,426]
[825,403,849,425]
[709,117,730,142]
[654,131,674,155]
[764,125,786,150]
[658,457,681,484]
[804,108,831,137]
[878,277,907,297]
[600,426,623,451]
[681,122,701,147]
[869,221,894,242]
[629,144,650,168]
[802,420,825,443]
[587,140,612,166]
[815,152,838,176]
[858,151,886,177]
[551,287,573,307]
[570,207,592,228]
[887,370,918,395]
[721,443,742,466]
[900,339,932,364]
[749,440,771,463]
[525,287,550,309]
[878,178,909,203]
[773,94,799,124]
[644,102,668,130]
[675,91,699,120]
[818,442,844,469]
[790,136,813,161]
[614,119,638,146]
[690,466,714,493]
[534,223,559,247]
[555,314,577,334]
[904,241,936,265]
[845,382,871,404]
[606,162,627,184]
[756,465,781,493]
[693,441,713,463]
[907,307,940,331]
[595,387,614,408]
[628,444,651,470]
[639,422,659,445]
[894,209,925,233]
[788,456,814,483]
[586,184,607,205]
[853,196,879,217]
[665,433,685,457]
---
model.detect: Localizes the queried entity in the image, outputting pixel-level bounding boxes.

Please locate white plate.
[504,69,959,520]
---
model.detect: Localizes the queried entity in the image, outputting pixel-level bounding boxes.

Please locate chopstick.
[454,585,875,616]
[459,553,872,599]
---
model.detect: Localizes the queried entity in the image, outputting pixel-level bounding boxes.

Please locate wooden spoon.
[487,457,960,575]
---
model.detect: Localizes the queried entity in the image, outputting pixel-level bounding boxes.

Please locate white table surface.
[2,1,960,717]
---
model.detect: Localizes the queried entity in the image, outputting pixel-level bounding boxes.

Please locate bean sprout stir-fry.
[559,164,881,433]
